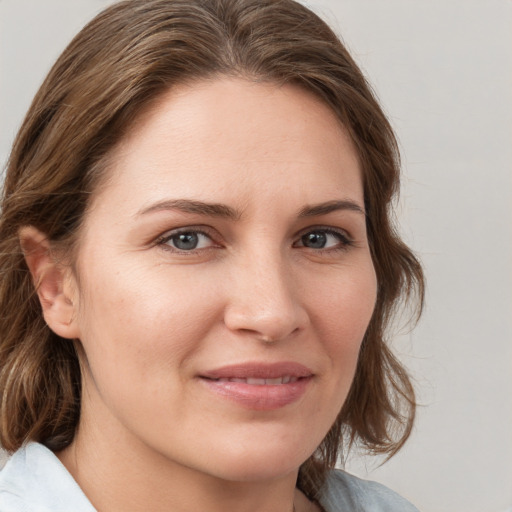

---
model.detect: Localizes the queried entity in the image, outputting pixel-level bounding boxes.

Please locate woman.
[0,0,424,511]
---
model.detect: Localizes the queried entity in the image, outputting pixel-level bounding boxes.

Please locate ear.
[19,226,80,339]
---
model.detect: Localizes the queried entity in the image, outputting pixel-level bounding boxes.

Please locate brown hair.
[0,0,423,499]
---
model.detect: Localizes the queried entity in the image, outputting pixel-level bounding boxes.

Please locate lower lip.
[200,377,312,410]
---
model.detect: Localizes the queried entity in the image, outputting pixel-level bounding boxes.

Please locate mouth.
[209,376,301,385]
[198,362,313,410]
[199,361,313,380]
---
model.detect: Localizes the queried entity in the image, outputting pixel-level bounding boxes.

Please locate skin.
[21,78,377,512]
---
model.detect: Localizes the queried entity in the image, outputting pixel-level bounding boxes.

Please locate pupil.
[174,232,198,250]
[303,232,326,249]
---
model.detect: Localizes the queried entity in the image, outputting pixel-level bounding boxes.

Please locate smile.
[199,362,313,410]
[211,376,300,385]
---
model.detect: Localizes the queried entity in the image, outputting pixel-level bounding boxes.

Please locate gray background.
[1,1,511,511]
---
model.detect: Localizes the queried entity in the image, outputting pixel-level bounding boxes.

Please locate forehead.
[88,78,363,216]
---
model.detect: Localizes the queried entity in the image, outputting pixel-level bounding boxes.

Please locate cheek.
[74,262,222,388]
[310,261,377,376]
[312,261,377,334]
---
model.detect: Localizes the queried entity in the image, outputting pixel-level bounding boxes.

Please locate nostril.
[258,334,275,343]
[256,327,302,344]
[222,271,309,342]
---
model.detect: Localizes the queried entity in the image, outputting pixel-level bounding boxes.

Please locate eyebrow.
[298,200,366,217]
[137,199,241,220]
[137,198,365,220]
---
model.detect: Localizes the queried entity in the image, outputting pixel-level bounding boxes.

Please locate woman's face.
[69,78,377,481]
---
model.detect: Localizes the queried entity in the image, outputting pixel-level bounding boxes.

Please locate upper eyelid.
[157,224,351,236]
[154,226,217,248]
[154,224,354,247]
[155,228,219,254]
[157,225,216,239]
[295,225,353,240]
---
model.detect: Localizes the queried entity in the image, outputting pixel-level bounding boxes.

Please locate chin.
[207,458,302,484]
[197,437,315,483]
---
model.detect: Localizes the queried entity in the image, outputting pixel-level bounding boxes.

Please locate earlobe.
[19,226,80,339]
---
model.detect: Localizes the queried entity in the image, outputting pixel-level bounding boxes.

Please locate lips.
[200,362,312,380]
[214,376,300,385]
[198,362,313,410]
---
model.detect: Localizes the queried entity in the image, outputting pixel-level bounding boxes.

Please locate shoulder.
[0,442,95,512]
[318,469,420,512]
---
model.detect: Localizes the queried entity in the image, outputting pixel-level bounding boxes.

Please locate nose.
[223,251,309,343]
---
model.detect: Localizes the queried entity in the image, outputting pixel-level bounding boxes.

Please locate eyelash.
[156,228,217,254]
[155,226,354,254]
[293,227,354,252]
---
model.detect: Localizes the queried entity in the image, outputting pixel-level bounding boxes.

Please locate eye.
[295,228,352,250]
[159,230,215,251]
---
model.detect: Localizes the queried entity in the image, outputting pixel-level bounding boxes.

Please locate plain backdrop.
[1,1,511,511]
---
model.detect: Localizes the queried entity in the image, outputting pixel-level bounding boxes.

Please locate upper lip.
[199,362,313,380]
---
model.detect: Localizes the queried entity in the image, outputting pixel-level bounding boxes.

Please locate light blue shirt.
[0,442,419,511]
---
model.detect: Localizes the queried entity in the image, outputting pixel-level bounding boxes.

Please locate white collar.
[0,442,95,512]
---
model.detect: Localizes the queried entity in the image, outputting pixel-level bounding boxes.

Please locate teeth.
[266,377,284,385]
[246,378,266,385]
[215,376,299,385]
